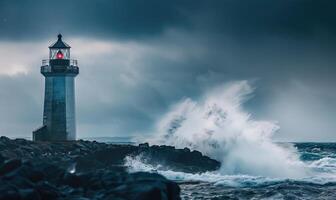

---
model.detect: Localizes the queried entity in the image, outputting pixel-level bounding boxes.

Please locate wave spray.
[148,81,307,178]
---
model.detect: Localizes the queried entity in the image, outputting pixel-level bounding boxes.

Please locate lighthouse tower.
[33,34,79,141]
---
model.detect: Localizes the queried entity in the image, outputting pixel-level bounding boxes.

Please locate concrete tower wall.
[65,76,76,140]
[42,75,76,140]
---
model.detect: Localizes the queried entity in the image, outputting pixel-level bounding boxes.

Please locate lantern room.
[49,34,70,60]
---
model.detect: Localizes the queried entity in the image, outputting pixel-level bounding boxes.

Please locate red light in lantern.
[56,51,64,59]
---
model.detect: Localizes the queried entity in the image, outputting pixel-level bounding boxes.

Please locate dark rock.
[0,154,5,164]
[35,182,60,200]
[15,164,45,183]
[123,184,164,200]
[3,175,34,189]
[0,137,221,199]
[0,159,22,176]
[134,146,220,173]
[0,185,20,200]
[139,143,149,148]
[62,173,86,188]
[35,163,64,182]
[0,137,219,173]
[110,172,181,200]
[183,147,190,153]
[19,189,41,200]
[191,150,202,157]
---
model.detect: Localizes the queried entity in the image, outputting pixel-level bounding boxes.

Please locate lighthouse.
[33,34,79,141]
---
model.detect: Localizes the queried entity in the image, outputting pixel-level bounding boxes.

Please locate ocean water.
[124,81,336,199]
[124,143,336,200]
[177,143,336,200]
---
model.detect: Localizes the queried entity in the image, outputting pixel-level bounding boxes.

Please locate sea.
[121,140,336,200]
[175,143,336,200]
[83,135,336,199]
[84,136,336,199]
[91,82,336,199]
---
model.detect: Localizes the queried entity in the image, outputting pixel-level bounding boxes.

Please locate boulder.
[0,137,222,199]
[0,159,22,176]
[0,185,20,200]
[19,189,41,200]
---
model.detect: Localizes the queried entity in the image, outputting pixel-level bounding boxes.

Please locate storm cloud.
[0,0,336,141]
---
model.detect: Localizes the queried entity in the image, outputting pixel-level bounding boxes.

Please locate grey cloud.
[0,1,336,141]
[0,74,42,137]
[0,0,188,40]
[1,0,336,41]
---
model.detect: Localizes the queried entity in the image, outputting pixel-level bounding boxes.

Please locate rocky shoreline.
[0,137,220,200]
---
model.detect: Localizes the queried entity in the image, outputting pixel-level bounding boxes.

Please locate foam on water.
[124,155,280,187]
[145,81,307,178]
[124,154,336,186]
[126,81,336,188]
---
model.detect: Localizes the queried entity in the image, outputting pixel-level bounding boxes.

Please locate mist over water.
[125,81,336,199]
[147,81,308,178]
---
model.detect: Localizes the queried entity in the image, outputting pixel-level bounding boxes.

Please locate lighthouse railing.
[42,59,78,67]
[42,59,49,66]
[69,59,78,67]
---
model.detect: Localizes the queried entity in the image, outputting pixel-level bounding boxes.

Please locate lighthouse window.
[56,51,64,59]
[50,49,70,60]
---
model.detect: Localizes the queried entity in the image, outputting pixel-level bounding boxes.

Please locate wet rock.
[35,163,64,182]
[0,185,20,200]
[106,172,181,200]
[139,143,149,148]
[0,137,219,173]
[62,173,86,188]
[0,137,221,199]
[135,146,220,173]
[19,189,41,200]
[35,182,60,200]
[15,163,45,183]
[0,159,22,176]
[4,175,34,189]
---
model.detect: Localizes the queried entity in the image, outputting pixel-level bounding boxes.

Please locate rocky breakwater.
[0,137,220,200]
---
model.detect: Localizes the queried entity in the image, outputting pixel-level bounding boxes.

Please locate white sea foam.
[124,154,336,186]
[305,157,336,183]
[126,81,336,186]
[145,81,307,178]
[124,154,279,187]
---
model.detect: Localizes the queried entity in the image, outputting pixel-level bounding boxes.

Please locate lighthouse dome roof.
[49,34,71,49]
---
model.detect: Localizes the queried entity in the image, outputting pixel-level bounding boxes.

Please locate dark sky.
[0,0,336,141]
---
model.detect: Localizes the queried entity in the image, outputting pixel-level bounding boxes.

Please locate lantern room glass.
[49,48,70,60]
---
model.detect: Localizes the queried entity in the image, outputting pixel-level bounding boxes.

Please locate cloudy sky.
[0,0,335,141]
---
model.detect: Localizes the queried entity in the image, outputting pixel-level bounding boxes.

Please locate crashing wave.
[147,81,308,178]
